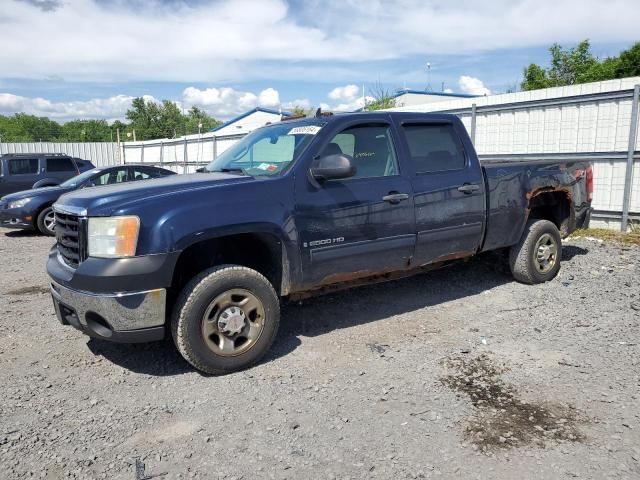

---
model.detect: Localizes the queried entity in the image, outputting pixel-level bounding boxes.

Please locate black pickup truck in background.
[47,112,592,374]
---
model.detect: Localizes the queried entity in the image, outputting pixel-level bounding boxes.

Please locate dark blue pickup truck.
[47,112,592,374]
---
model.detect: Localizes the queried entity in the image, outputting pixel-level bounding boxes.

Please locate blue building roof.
[210,107,292,132]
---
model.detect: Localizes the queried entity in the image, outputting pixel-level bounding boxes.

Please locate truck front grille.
[55,212,86,267]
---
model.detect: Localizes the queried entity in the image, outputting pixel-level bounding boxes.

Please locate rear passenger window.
[402,124,466,173]
[46,157,75,172]
[8,158,38,175]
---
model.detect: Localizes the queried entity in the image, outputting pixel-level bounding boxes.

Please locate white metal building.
[392,89,479,108]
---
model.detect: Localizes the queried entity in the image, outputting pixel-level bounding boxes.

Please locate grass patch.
[569,228,640,246]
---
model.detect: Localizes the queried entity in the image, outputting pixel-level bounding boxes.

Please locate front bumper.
[50,280,166,342]
[0,206,35,230]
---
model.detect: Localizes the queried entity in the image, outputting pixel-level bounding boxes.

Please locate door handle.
[457,184,480,194]
[382,192,409,204]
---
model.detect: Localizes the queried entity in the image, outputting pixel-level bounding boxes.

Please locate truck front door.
[295,118,416,287]
[393,117,485,266]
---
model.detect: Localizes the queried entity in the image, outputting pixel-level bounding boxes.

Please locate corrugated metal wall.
[0,142,120,167]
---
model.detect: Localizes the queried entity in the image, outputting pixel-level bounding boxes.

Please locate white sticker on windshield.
[288,126,321,135]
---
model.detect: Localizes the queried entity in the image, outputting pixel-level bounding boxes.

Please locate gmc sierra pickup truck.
[47,112,592,374]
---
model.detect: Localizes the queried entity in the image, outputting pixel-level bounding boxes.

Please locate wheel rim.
[44,210,56,232]
[534,233,558,274]
[201,288,265,357]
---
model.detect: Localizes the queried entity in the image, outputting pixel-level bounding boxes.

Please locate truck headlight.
[9,198,30,209]
[87,216,140,258]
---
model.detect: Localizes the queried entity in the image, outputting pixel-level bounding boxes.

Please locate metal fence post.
[470,103,477,145]
[183,137,188,171]
[621,84,640,232]
[160,141,164,164]
[213,135,217,160]
[140,143,145,163]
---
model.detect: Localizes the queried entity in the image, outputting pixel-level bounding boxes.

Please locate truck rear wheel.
[509,219,562,284]
[171,265,280,375]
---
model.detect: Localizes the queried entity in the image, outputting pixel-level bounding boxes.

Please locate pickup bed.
[47,112,592,374]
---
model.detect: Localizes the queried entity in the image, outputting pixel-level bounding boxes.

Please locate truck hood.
[55,172,255,216]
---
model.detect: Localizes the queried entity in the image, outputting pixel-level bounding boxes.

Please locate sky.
[0,0,639,123]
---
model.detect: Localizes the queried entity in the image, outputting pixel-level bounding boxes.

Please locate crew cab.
[47,112,592,374]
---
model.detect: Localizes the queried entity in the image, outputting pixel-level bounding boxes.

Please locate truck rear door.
[393,116,485,266]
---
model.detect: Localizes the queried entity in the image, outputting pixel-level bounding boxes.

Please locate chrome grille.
[55,212,85,267]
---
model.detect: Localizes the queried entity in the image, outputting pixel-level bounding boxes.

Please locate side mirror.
[310,154,356,182]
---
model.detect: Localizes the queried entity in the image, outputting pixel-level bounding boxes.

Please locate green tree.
[289,105,307,117]
[615,42,640,77]
[364,83,395,111]
[521,63,550,90]
[60,119,112,142]
[124,98,222,139]
[0,113,62,142]
[521,40,640,91]
[158,100,186,138]
[185,106,222,134]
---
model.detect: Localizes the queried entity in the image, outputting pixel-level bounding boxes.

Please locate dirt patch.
[441,354,586,452]
[6,285,50,296]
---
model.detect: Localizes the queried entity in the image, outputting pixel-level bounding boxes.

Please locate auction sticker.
[288,126,322,135]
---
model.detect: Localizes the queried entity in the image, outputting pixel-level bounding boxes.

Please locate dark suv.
[0,153,94,196]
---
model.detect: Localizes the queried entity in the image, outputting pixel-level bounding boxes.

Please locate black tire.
[36,206,56,236]
[171,265,280,375]
[509,219,562,284]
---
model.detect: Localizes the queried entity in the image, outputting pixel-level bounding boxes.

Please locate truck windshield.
[205,121,325,176]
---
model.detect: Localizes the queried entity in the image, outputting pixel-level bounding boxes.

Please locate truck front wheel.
[509,219,562,284]
[171,265,280,374]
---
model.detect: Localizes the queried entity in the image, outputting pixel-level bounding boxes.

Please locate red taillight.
[586,164,593,202]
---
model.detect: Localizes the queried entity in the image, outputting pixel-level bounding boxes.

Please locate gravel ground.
[0,230,639,480]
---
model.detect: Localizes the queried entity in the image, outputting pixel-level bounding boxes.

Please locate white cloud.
[182,86,285,118]
[458,76,491,96]
[0,86,306,121]
[328,85,360,102]
[281,98,312,111]
[257,88,280,108]
[325,84,374,111]
[0,93,158,122]
[1,0,638,83]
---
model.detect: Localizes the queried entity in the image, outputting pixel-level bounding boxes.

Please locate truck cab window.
[322,125,398,179]
[8,158,38,175]
[402,124,466,173]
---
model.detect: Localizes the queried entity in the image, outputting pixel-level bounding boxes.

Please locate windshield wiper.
[210,167,249,176]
